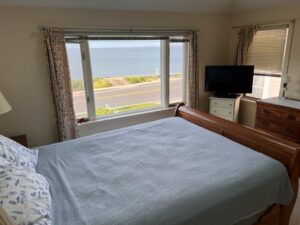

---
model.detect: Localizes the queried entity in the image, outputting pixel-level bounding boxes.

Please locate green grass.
[116,103,159,112]
[96,103,160,116]
[96,107,114,116]
[93,78,112,89]
[71,80,85,92]
[71,78,112,92]
[124,76,159,84]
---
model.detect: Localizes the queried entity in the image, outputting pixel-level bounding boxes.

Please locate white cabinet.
[209,96,241,122]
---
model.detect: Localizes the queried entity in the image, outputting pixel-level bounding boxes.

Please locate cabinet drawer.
[210,99,235,108]
[217,114,234,121]
[256,117,300,140]
[210,107,234,116]
[257,104,300,126]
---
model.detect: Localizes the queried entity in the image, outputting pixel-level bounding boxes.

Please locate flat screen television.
[205,65,254,97]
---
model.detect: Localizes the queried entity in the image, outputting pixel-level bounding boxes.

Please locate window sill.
[80,106,175,125]
[78,106,176,137]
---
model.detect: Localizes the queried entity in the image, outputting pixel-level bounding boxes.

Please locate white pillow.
[0,135,38,172]
[0,164,52,225]
[0,156,10,167]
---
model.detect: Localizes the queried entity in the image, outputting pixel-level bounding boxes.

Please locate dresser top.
[209,96,240,101]
[261,97,300,110]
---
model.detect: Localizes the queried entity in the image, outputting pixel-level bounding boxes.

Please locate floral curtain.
[187,31,199,109]
[42,28,78,141]
[234,25,258,65]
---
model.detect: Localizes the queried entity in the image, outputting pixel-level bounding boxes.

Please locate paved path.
[73,79,182,114]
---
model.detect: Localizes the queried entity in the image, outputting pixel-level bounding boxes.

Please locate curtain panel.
[187,31,199,109]
[234,26,258,65]
[42,28,78,141]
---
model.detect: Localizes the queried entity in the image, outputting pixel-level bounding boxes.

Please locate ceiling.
[0,0,298,13]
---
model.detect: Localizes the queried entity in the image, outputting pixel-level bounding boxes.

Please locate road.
[73,79,182,114]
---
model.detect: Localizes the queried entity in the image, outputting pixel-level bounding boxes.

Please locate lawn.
[71,80,85,92]
[71,78,112,92]
[93,78,112,89]
[124,76,159,84]
[96,102,160,116]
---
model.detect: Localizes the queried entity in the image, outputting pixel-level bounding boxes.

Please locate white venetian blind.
[245,26,288,75]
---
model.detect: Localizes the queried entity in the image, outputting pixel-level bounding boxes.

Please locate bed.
[33,104,300,225]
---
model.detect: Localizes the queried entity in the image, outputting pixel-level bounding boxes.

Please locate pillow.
[0,165,52,225]
[0,157,10,167]
[0,135,38,172]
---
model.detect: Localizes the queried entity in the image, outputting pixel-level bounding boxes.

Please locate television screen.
[205,65,254,94]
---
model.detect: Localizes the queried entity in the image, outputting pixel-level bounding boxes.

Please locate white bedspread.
[36,117,293,225]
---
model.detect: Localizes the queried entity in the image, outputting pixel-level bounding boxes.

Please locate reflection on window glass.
[65,43,88,119]
[170,42,184,104]
[247,75,281,99]
[89,40,161,117]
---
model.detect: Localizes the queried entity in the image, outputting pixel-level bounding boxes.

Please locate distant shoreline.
[71,74,182,92]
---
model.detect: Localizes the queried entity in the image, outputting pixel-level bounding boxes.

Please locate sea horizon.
[67,45,184,79]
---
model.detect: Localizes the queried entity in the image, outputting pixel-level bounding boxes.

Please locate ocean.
[66,45,184,79]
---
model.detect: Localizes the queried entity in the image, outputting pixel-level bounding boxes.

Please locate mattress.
[36,117,293,225]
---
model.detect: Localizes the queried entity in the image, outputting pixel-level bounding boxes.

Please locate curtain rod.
[232,18,296,29]
[65,37,190,42]
[37,25,198,34]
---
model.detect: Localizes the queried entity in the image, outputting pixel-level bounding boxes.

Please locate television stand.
[209,96,241,122]
[214,93,240,98]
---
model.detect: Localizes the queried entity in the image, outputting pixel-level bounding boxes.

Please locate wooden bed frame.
[175,104,299,225]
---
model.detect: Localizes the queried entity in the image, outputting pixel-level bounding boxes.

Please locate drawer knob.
[287,114,296,121]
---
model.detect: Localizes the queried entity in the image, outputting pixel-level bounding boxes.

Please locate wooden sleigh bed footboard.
[175,104,299,225]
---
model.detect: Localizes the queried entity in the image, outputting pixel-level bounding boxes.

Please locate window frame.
[66,35,189,122]
[245,22,294,99]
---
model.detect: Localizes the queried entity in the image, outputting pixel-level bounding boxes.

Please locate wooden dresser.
[255,98,300,144]
[255,98,300,176]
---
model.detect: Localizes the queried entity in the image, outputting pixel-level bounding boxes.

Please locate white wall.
[229,5,300,127]
[0,6,231,147]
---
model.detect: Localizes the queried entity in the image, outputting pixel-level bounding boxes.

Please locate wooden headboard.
[175,104,299,225]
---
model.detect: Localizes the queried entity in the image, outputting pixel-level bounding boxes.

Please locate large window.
[66,36,188,122]
[245,25,291,99]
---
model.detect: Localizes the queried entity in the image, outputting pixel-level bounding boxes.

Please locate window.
[66,43,88,119]
[170,42,185,104]
[245,25,292,99]
[66,35,188,121]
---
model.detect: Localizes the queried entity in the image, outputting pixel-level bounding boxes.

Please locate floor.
[290,179,300,225]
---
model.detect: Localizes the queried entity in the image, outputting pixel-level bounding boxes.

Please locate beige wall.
[0,6,231,147]
[229,5,300,127]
